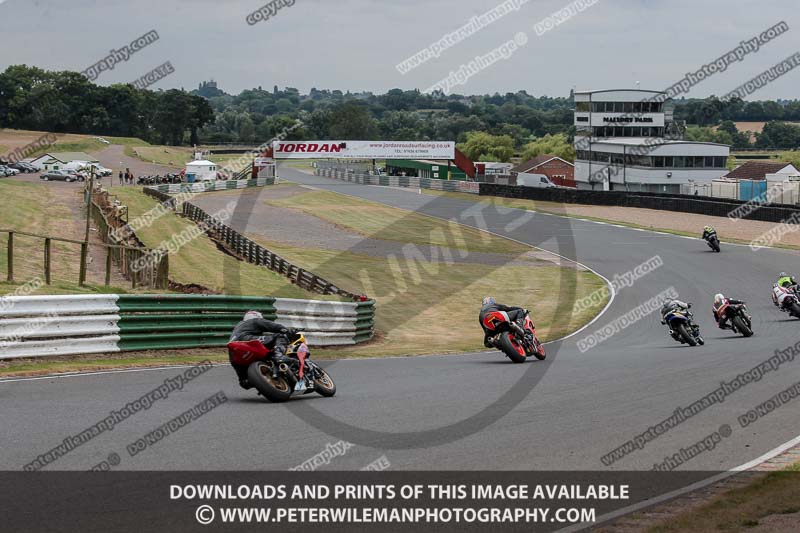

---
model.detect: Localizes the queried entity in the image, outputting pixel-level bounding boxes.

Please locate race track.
[2,167,800,476]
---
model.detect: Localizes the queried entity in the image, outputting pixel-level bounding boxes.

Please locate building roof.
[186,160,216,166]
[34,152,98,163]
[724,161,798,181]
[575,89,665,96]
[511,155,573,173]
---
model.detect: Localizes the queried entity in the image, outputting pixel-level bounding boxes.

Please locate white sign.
[272,141,455,160]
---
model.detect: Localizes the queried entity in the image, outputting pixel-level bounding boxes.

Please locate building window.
[576,116,588,122]
[715,156,727,168]
[576,102,591,112]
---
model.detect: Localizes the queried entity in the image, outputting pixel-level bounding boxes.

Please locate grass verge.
[267,189,530,255]
[645,463,800,532]
[110,188,341,299]
[1,186,608,374]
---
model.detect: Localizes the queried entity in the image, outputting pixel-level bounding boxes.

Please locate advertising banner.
[273,141,455,160]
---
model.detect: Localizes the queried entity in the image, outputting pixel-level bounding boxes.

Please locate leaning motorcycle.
[664,307,704,346]
[773,285,800,319]
[718,301,753,337]
[227,331,336,403]
[704,234,721,252]
[483,310,546,363]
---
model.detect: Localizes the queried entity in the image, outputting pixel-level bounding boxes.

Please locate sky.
[0,0,798,99]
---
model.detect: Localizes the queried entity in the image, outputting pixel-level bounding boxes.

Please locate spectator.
[119,170,123,185]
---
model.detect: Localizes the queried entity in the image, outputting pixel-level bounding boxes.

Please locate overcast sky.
[1,0,798,99]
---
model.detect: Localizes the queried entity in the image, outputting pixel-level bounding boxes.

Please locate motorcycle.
[483,310,545,363]
[227,331,336,403]
[704,233,721,252]
[773,285,800,319]
[663,306,704,346]
[717,300,753,337]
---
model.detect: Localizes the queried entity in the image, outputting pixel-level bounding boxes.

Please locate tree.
[457,131,515,162]
[521,133,574,161]
[328,101,376,139]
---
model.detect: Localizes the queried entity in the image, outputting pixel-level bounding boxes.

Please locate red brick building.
[511,155,575,187]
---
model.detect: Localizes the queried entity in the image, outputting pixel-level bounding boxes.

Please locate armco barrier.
[315,168,480,194]
[479,183,800,224]
[145,177,275,195]
[0,294,375,359]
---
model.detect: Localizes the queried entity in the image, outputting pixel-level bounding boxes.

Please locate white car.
[95,137,111,145]
[0,165,20,176]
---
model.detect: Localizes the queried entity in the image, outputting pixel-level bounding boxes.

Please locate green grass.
[0,185,607,373]
[254,240,605,357]
[267,190,530,255]
[0,180,84,285]
[111,188,342,299]
[254,188,606,356]
[647,463,800,532]
[126,145,192,167]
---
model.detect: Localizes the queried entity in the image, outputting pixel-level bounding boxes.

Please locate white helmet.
[243,310,263,321]
[714,293,724,305]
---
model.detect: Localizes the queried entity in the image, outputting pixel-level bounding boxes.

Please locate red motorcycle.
[482,310,546,363]
[227,331,336,403]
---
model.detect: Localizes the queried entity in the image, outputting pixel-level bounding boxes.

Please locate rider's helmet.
[482,296,496,307]
[714,293,724,306]
[779,272,793,287]
[661,300,675,315]
[704,225,712,233]
[243,310,263,321]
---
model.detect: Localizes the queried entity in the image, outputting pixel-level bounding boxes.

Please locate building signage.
[273,141,455,159]
[603,116,654,123]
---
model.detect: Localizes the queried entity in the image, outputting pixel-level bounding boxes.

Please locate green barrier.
[117,295,277,313]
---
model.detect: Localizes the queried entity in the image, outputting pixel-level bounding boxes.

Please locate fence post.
[79,242,88,286]
[44,237,51,285]
[105,246,112,286]
[7,231,13,282]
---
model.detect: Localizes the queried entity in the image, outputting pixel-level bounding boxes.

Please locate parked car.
[0,166,14,177]
[40,170,83,182]
[0,165,20,176]
[7,161,37,173]
[64,169,87,181]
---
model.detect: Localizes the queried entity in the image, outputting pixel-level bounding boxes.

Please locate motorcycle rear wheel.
[497,332,527,363]
[248,361,292,402]
[732,316,753,337]
[789,302,800,319]
[676,323,697,346]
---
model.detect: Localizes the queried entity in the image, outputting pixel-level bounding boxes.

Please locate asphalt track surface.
[3,167,800,476]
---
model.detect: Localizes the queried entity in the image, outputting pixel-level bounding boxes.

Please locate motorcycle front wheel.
[676,323,697,346]
[248,361,292,402]
[732,316,753,337]
[312,366,337,397]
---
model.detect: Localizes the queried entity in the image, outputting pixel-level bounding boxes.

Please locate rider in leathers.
[660,299,693,341]
[479,296,529,348]
[229,310,295,390]
[712,293,747,330]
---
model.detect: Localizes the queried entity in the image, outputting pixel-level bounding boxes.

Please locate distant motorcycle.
[227,331,336,403]
[772,284,800,319]
[483,310,545,363]
[717,300,753,337]
[704,233,721,252]
[664,306,704,346]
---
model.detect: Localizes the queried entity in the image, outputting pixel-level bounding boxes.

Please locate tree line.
[1,66,799,156]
